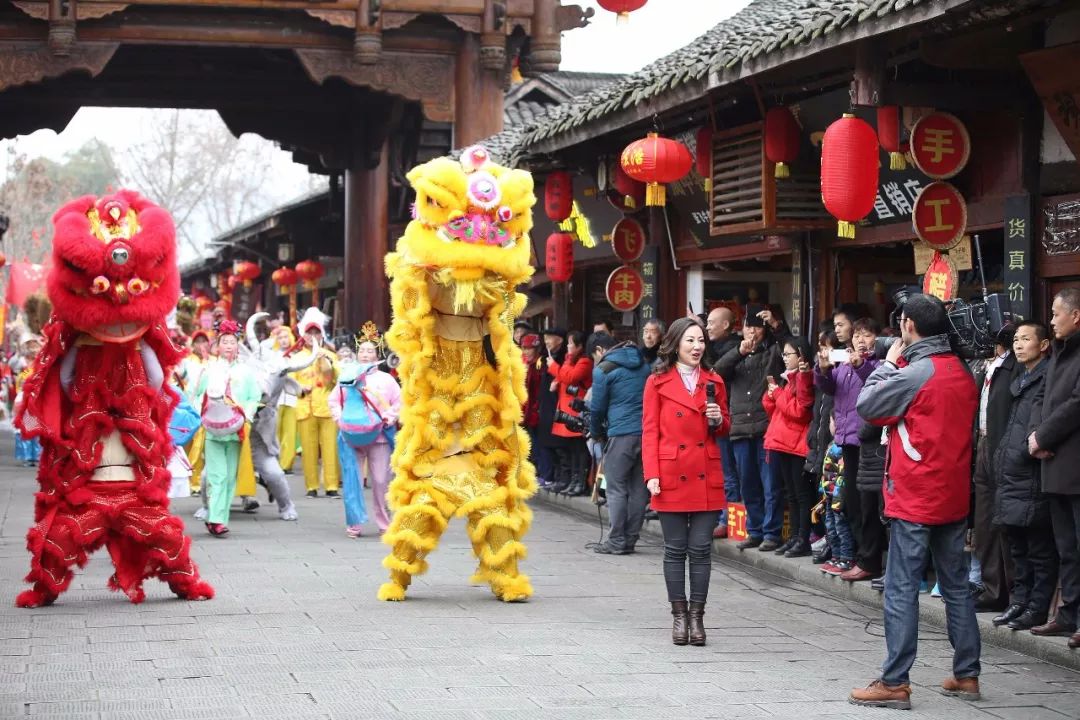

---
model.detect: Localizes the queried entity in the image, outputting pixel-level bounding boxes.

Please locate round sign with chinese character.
[910,112,971,180]
[611,217,646,262]
[912,181,967,250]
[605,265,644,311]
[922,250,959,301]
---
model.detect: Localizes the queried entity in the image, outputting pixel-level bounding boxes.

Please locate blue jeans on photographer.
[881,518,980,686]
[716,436,741,526]
[732,436,783,542]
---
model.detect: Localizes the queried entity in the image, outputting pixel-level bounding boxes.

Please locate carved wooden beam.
[48,0,76,56]
[0,41,116,91]
[13,1,128,21]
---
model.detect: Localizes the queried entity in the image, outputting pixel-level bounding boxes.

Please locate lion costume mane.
[14,189,214,607]
[378,146,537,602]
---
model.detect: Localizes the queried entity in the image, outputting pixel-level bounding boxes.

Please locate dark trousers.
[658,510,720,603]
[1048,493,1080,627]
[1004,523,1059,615]
[553,437,589,489]
[973,438,1012,606]
[840,444,862,547]
[602,435,650,552]
[772,450,813,542]
[856,489,887,575]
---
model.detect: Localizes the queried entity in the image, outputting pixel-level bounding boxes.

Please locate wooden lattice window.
[709,121,831,237]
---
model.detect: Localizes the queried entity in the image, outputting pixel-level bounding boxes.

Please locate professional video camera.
[554,396,590,436]
[889,235,1012,359]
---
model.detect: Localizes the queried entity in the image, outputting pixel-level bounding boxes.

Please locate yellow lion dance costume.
[377,145,537,602]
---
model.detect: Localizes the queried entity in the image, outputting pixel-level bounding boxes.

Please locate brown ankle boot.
[671,601,689,645]
[688,601,706,646]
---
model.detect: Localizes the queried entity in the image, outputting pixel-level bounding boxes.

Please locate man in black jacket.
[707,306,741,537]
[536,328,567,489]
[1028,288,1080,649]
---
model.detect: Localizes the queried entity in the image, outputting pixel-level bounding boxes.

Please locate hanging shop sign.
[638,245,659,322]
[605,265,644,311]
[1004,194,1034,320]
[611,217,646,262]
[922,251,959,301]
[912,181,967,250]
[910,112,971,180]
[914,237,973,274]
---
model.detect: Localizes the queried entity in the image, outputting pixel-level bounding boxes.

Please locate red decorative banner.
[910,112,971,179]
[922,251,959,301]
[605,265,644,311]
[611,217,646,262]
[913,181,967,250]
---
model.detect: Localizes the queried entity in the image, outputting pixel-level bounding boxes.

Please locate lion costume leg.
[377,487,451,601]
[16,502,107,608]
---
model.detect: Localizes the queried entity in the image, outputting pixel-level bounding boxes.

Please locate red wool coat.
[642,367,730,512]
[548,353,593,439]
[762,369,814,457]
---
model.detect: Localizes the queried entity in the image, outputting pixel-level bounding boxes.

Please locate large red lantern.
[764,107,800,179]
[597,0,647,23]
[877,105,907,171]
[545,232,574,283]
[271,266,298,288]
[821,114,879,239]
[544,171,573,222]
[695,125,713,191]
[233,260,261,288]
[295,259,326,306]
[609,162,645,211]
[620,132,694,207]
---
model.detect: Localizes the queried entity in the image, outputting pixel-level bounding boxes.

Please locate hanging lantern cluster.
[597,0,647,24]
[877,105,907,171]
[765,107,800,179]
[233,260,261,288]
[619,132,693,207]
[544,171,573,222]
[820,113,879,239]
[695,126,713,192]
[545,232,574,283]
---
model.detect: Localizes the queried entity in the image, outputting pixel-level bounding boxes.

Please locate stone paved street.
[1,455,1078,720]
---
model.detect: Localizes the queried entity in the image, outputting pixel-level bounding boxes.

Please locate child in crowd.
[819,437,855,576]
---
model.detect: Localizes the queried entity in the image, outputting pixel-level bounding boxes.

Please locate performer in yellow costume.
[291,307,340,497]
[378,145,537,603]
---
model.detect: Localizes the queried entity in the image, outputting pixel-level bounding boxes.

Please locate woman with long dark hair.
[642,317,730,646]
[547,330,593,496]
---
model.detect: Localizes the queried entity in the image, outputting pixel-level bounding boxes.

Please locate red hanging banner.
[611,217,646,262]
[922,251,959,301]
[912,181,967,250]
[605,265,644,311]
[910,112,971,180]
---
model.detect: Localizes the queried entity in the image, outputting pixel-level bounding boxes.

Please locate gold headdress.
[356,321,385,355]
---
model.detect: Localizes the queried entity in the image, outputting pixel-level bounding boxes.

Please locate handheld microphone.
[706,382,719,429]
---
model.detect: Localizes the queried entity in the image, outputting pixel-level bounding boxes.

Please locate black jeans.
[1004,522,1059,614]
[840,444,862,552]
[658,511,720,603]
[856,489,887,575]
[1048,493,1080,627]
[772,451,812,542]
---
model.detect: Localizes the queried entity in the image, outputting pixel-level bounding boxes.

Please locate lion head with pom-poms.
[395,145,536,310]
[47,189,180,344]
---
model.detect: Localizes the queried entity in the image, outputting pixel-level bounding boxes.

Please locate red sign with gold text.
[922,251,959,301]
[605,265,644,311]
[611,217,646,262]
[910,112,971,179]
[913,181,967,250]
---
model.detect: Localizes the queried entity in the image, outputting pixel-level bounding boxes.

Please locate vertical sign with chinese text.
[638,245,659,326]
[790,241,803,336]
[1004,195,1033,320]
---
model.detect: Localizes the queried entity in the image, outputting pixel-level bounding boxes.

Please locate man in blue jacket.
[588,333,651,555]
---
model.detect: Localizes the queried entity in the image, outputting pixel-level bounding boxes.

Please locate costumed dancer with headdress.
[270,324,300,473]
[290,307,340,498]
[194,320,261,536]
[329,322,401,537]
[13,189,214,607]
[13,334,44,466]
[182,328,213,495]
[377,145,537,602]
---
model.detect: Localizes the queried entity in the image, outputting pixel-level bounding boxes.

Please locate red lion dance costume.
[14,189,214,608]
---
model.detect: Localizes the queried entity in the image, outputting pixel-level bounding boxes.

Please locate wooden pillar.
[344,138,390,331]
[552,282,568,329]
[454,33,504,147]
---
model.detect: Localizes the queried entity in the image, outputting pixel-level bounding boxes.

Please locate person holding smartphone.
[763,337,816,557]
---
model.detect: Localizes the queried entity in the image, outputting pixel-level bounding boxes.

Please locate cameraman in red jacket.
[642,317,730,647]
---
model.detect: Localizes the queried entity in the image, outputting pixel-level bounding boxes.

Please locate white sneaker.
[193,507,208,521]
[279,503,298,521]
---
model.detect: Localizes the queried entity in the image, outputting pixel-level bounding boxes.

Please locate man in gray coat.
[1028,288,1080,649]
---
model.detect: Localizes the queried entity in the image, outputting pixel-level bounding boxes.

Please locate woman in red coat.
[763,336,815,558]
[643,317,730,646]
[546,330,593,496]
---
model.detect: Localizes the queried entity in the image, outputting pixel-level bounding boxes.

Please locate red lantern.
[233,260,261,288]
[821,114,879,239]
[597,0,647,24]
[544,171,573,222]
[271,267,298,288]
[877,105,907,171]
[765,107,800,179]
[695,126,713,192]
[610,162,645,211]
[620,132,694,207]
[545,232,574,283]
[295,259,325,288]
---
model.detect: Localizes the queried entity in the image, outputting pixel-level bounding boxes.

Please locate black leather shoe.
[1030,619,1077,637]
[773,538,797,555]
[1008,609,1048,631]
[594,543,630,555]
[736,537,763,550]
[784,539,812,558]
[992,603,1026,627]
